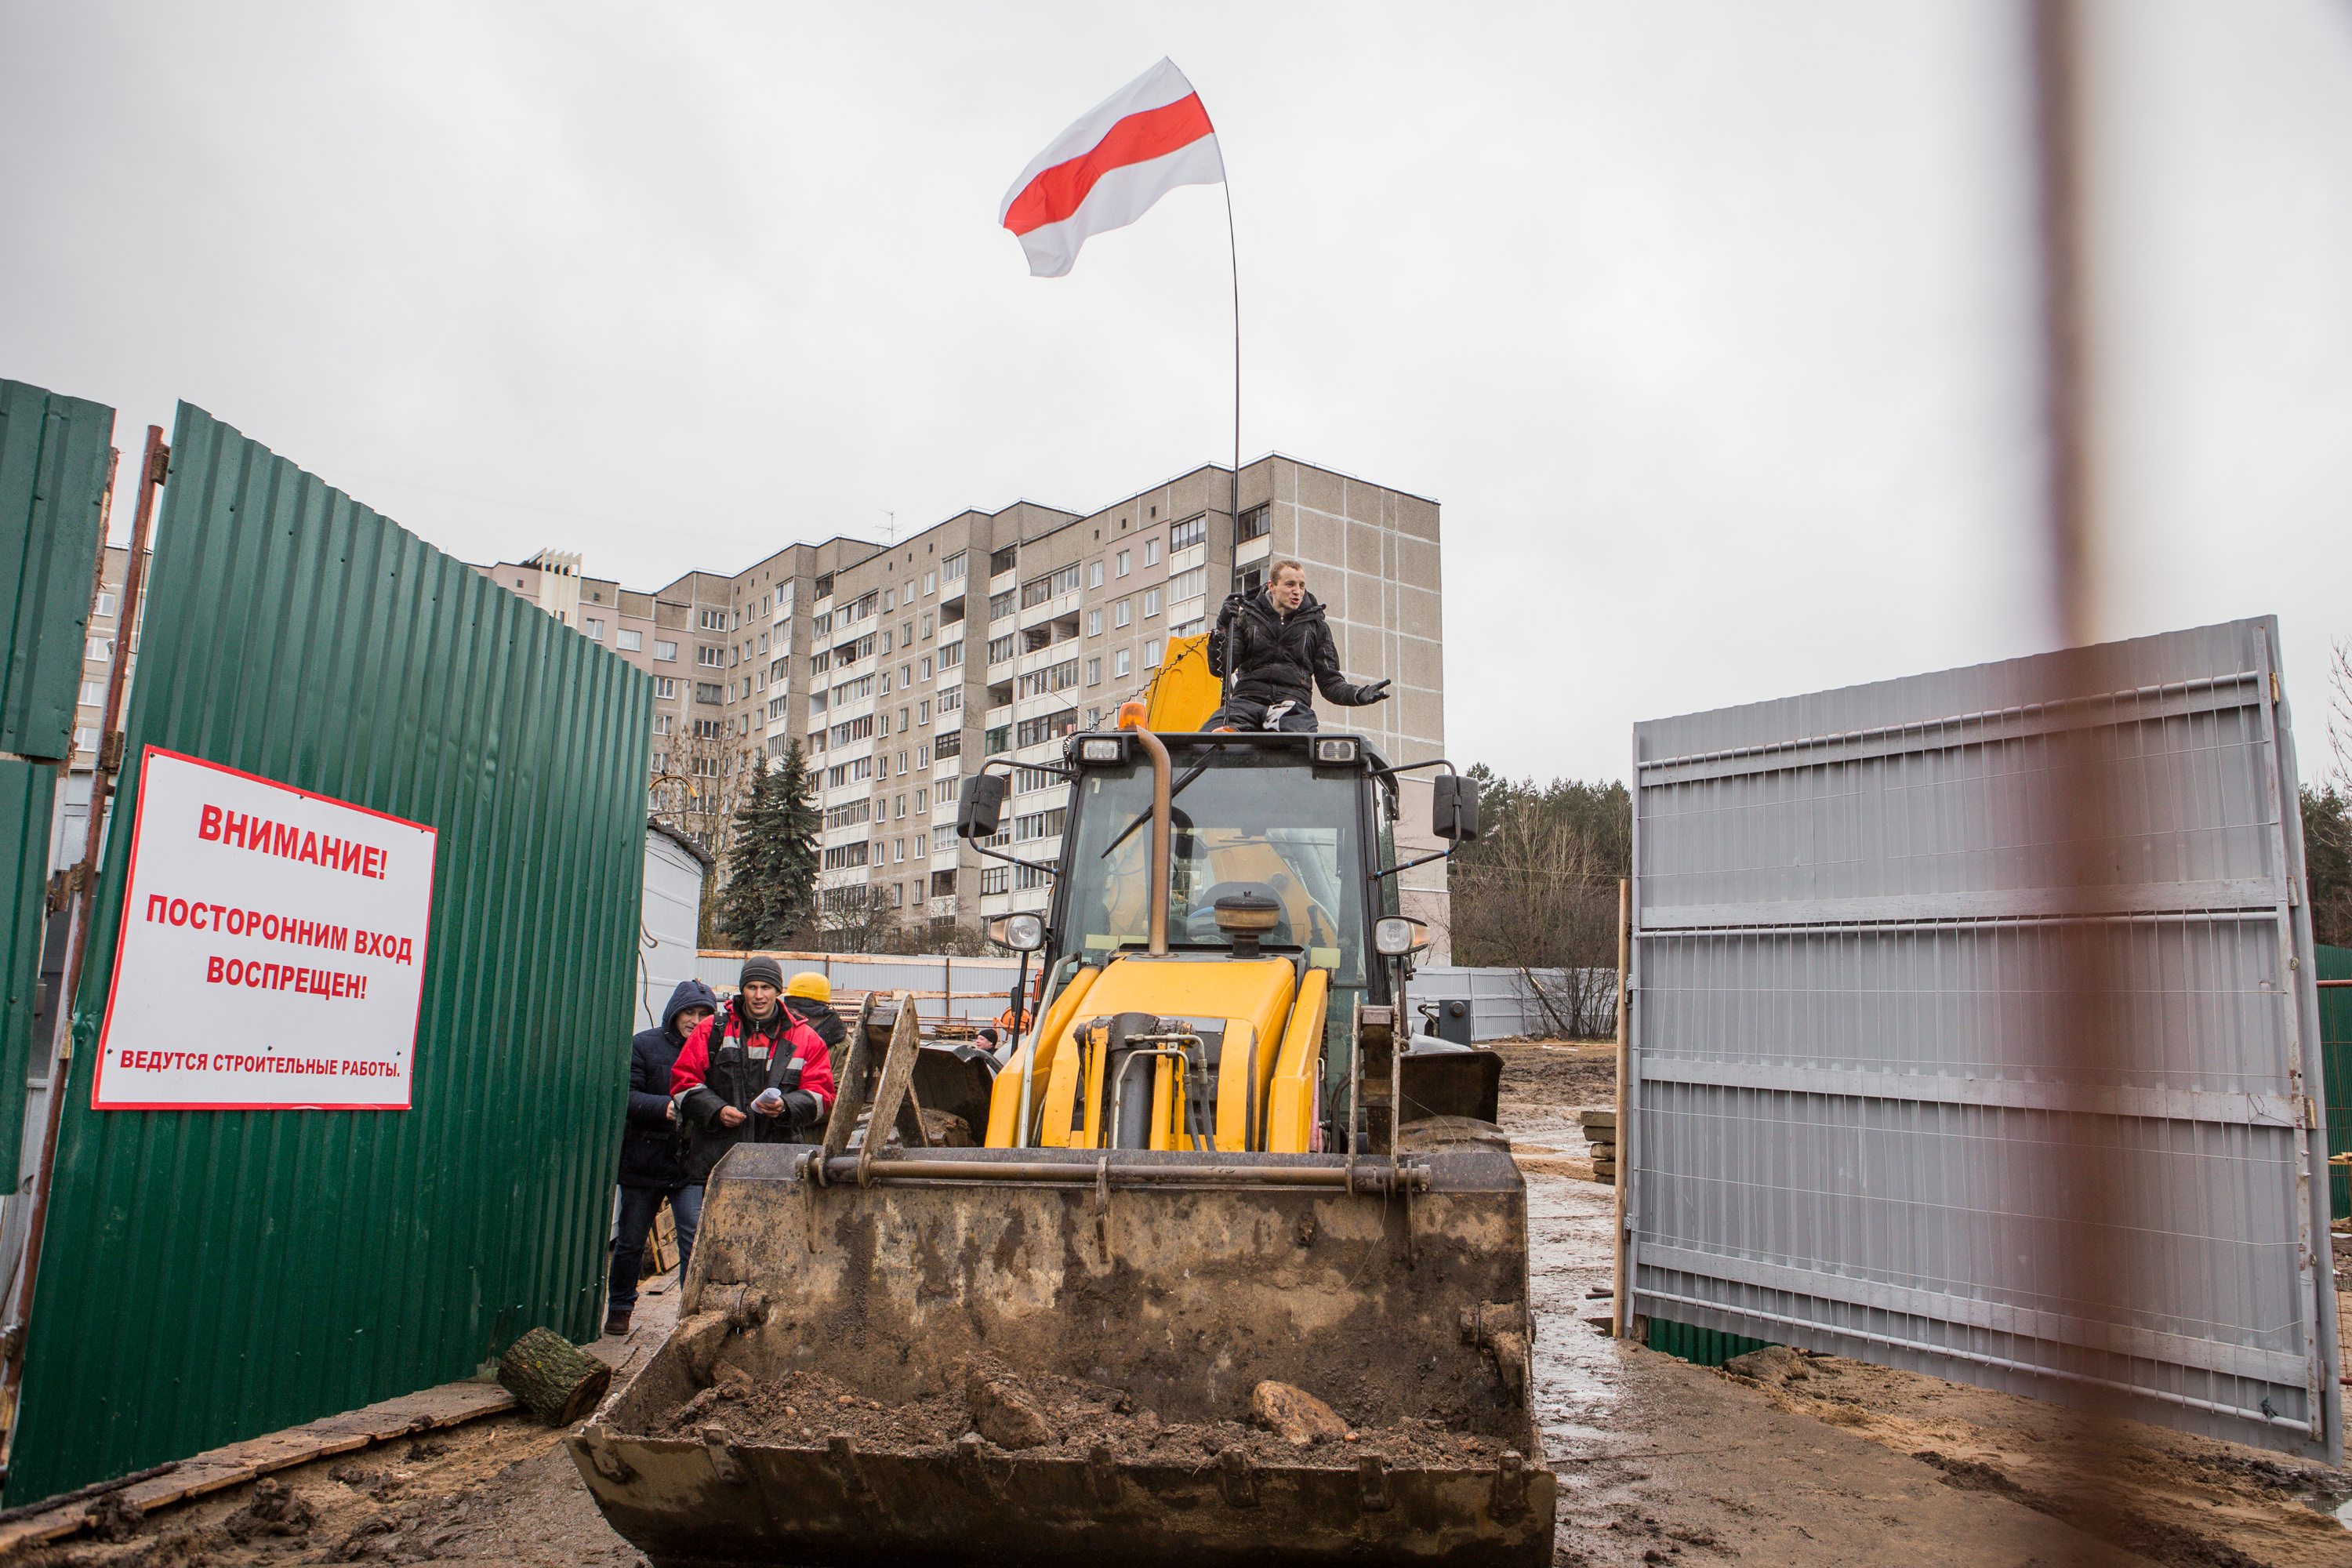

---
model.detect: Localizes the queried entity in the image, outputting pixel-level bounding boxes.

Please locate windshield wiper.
[1100,754,1217,860]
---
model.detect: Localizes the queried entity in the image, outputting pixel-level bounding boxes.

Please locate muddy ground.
[16,1038,2352,1567]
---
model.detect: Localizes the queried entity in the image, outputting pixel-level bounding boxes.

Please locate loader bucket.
[570,1142,1554,1567]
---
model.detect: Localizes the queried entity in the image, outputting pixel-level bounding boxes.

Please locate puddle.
[2296,1489,2352,1530]
[1518,1131,1634,1453]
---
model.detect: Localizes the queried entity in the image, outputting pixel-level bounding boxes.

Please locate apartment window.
[699,608,726,630]
[1087,608,1102,637]
[1170,566,1207,604]
[981,866,1009,896]
[1145,640,1162,668]
[898,706,912,732]
[935,730,962,760]
[883,589,895,612]
[86,638,111,662]
[938,688,962,713]
[1016,713,1076,747]
[1013,808,1066,843]
[93,592,118,617]
[984,725,1010,757]
[1113,600,1131,630]
[1085,707,1102,730]
[583,618,604,641]
[697,645,724,668]
[918,656,933,682]
[1016,863,1052,891]
[1170,516,1207,553]
[989,545,1018,575]
[920,613,933,640]
[655,639,677,661]
[695,719,723,739]
[881,631,893,655]
[653,714,673,735]
[989,590,1014,621]
[814,572,834,598]
[1239,504,1270,542]
[922,572,937,596]
[1113,648,1131,679]
[943,550,967,583]
[655,677,677,699]
[1235,565,1264,597]
[695,682,723,704]
[897,750,909,775]
[822,844,869,870]
[931,824,955,854]
[938,778,960,804]
[1143,588,1160,619]
[650,753,666,773]
[691,757,719,778]
[1144,538,1161,567]
[78,679,103,706]
[769,695,786,720]
[880,673,892,698]
[1084,658,1101,687]
[1088,561,1104,590]
[1015,658,1080,699]
[1115,550,1130,578]
[988,634,1014,665]
[617,629,642,652]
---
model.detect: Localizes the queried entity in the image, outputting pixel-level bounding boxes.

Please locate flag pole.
[1221,172,1241,721]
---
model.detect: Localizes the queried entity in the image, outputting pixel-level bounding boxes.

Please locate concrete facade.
[470,455,1450,951]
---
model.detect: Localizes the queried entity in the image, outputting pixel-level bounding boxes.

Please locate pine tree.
[716,754,777,947]
[717,743,822,949]
[770,739,820,942]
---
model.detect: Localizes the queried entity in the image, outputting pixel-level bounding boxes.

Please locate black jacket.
[783,994,847,1053]
[619,978,718,1189]
[1209,589,1379,710]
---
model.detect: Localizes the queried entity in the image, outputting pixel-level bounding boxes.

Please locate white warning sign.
[90,747,437,1110]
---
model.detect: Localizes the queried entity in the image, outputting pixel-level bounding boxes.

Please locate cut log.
[1579,1109,1617,1131]
[497,1327,612,1427]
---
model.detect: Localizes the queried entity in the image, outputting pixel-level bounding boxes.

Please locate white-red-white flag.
[1000,58,1224,279]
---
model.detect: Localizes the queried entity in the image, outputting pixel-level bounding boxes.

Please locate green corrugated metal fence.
[0,379,114,1178]
[6,403,651,1501]
[1645,1318,1775,1370]
[2321,944,2350,1219]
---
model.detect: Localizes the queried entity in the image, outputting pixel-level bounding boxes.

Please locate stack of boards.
[1581,1109,1617,1182]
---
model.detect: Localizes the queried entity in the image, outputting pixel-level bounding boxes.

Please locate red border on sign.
[89,746,439,1112]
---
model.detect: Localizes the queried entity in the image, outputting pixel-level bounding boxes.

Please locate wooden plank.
[0,1378,523,1546]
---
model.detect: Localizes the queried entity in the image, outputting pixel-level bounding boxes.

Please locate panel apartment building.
[474,454,1452,948]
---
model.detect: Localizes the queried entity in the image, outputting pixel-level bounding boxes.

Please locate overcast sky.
[5,1,2350,786]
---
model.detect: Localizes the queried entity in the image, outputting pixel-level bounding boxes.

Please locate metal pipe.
[1122,716,1171,954]
[817,1155,1427,1192]
[1109,1047,1192,1151]
[3,429,162,1437]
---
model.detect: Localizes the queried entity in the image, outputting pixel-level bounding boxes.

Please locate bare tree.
[2329,635,2352,790]
[1446,775,1628,1038]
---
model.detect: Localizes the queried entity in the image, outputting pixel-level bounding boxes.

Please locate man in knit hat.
[669,956,837,1185]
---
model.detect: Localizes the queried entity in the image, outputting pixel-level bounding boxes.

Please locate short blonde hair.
[1270,559,1306,584]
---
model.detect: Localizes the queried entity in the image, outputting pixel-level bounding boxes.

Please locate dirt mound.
[644,1357,1501,1470]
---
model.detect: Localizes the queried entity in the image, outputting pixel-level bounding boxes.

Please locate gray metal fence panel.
[1628,617,2339,1463]
[1410,967,1617,1040]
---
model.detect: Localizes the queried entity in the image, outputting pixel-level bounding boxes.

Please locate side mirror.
[957,772,1008,839]
[1432,773,1481,841]
[1374,916,1429,956]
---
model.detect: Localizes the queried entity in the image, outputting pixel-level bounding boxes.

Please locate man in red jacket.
[670,956,837,1181]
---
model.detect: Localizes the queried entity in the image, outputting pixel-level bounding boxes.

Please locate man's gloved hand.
[779,1090,821,1128]
[1357,679,1392,704]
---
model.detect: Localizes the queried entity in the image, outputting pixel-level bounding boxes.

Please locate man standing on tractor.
[1203,558,1390,732]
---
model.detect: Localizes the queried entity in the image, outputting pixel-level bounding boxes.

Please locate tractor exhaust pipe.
[1118,702,1171,955]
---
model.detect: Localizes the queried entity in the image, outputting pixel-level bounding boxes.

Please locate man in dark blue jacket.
[608,978,717,1335]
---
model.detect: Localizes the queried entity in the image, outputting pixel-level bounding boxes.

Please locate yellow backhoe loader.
[571,706,1551,1565]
